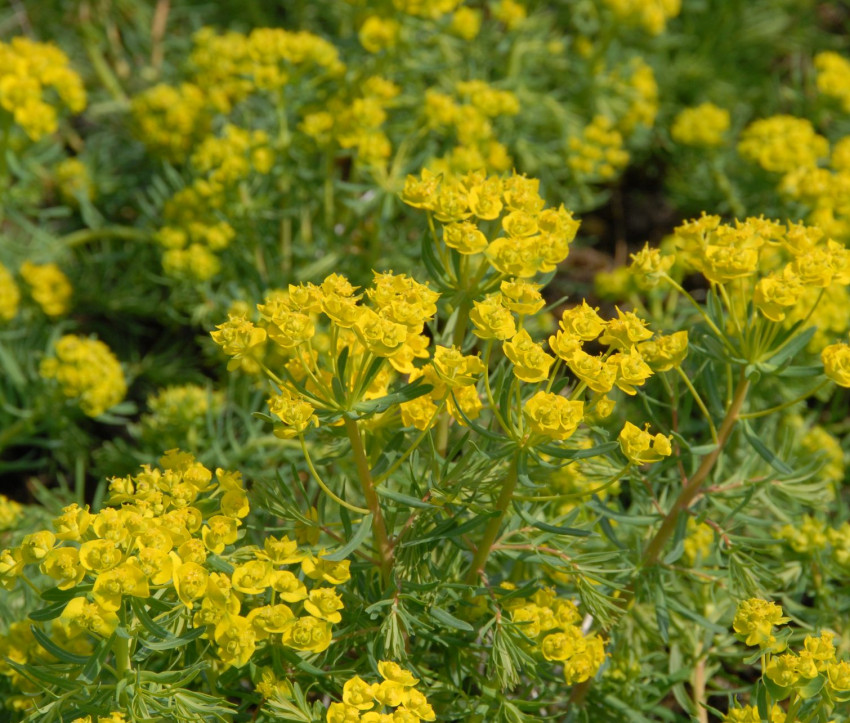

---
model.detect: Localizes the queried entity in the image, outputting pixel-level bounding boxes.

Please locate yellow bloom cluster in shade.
[0,451,349,677]
[153,124,273,280]
[131,26,343,161]
[738,115,828,175]
[567,115,630,182]
[0,262,20,321]
[503,586,606,685]
[140,384,225,450]
[325,661,436,722]
[733,598,850,706]
[71,715,128,723]
[671,102,730,147]
[0,37,86,141]
[20,261,72,317]
[39,335,126,417]
[815,51,850,113]
[54,157,95,205]
[0,494,23,532]
[775,514,850,570]
[601,0,682,35]
[392,0,463,20]
[423,81,519,174]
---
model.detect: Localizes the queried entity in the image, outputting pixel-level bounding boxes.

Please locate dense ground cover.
[2,1,850,721]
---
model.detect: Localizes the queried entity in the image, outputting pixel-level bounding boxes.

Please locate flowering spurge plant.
[0,451,353,720]
[720,598,850,721]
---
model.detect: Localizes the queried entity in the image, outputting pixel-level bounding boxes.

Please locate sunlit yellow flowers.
[20,261,72,317]
[822,341,850,387]
[524,392,584,441]
[671,103,730,147]
[504,330,555,382]
[618,422,671,465]
[732,598,789,651]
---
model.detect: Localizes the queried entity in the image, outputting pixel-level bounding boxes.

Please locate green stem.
[344,417,393,584]
[62,226,151,248]
[113,634,131,677]
[739,378,829,420]
[464,455,519,585]
[675,367,718,444]
[642,371,750,567]
[374,401,446,485]
[299,435,369,515]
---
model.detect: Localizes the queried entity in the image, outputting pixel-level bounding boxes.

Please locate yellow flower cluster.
[39,335,126,417]
[780,136,850,242]
[0,262,20,321]
[325,661,436,723]
[403,169,579,278]
[393,0,463,19]
[682,518,714,563]
[423,81,518,174]
[359,16,401,53]
[733,598,789,651]
[140,384,225,450]
[567,115,630,182]
[153,124,273,280]
[775,514,827,555]
[212,271,448,433]
[0,452,348,674]
[20,261,72,317]
[671,102,730,147]
[618,421,672,464]
[503,586,606,685]
[723,704,785,723]
[815,51,850,113]
[601,0,682,35]
[71,715,128,723]
[0,494,23,532]
[668,216,850,341]
[616,58,659,133]
[737,115,828,174]
[54,157,95,205]
[0,37,86,141]
[130,83,211,162]
[189,26,345,113]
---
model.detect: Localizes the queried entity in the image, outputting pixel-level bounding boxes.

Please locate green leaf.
[535,441,619,460]
[354,379,432,416]
[513,502,591,537]
[377,488,437,509]
[30,624,90,665]
[139,626,206,651]
[130,597,172,639]
[430,605,474,632]
[28,601,67,622]
[741,421,793,475]
[324,513,373,561]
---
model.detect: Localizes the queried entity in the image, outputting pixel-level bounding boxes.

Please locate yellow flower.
[202,515,240,554]
[40,547,85,589]
[500,279,545,315]
[79,539,122,573]
[19,530,55,564]
[343,675,377,710]
[618,422,671,465]
[827,660,850,691]
[524,392,584,441]
[378,660,419,686]
[358,16,400,54]
[470,296,516,340]
[503,330,555,383]
[432,345,485,387]
[732,598,789,650]
[822,342,850,387]
[92,562,150,611]
[608,347,653,396]
[60,597,119,637]
[671,103,730,147]
[326,702,363,722]
[567,350,616,394]
[558,301,605,342]
[304,588,344,623]
[638,331,689,372]
[599,308,653,349]
[268,391,319,439]
[449,6,482,40]
[210,315,268,372]
[172,558,210,609]
[540,626,584,661]
[215,615,256,667]
[400,394,439,431]
[282,615,333,653]
[765,653,801,688]
[562,635,606,684]
[355,307,409,356]
[231,560,272,595]
[443,221,488,254]
[0,262,20,321]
